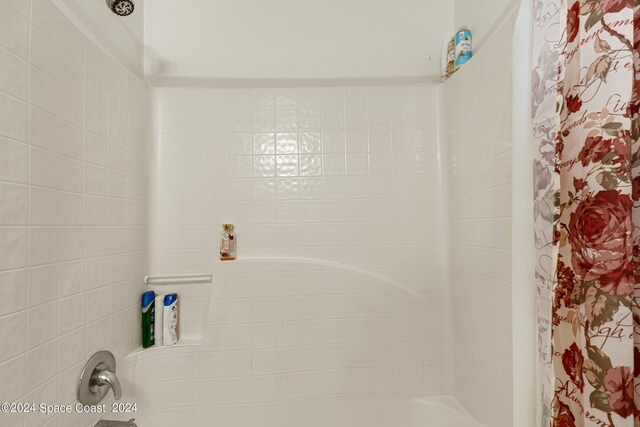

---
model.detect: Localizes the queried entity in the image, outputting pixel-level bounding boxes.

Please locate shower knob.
[106,0,134,16]
[77,351,122,405]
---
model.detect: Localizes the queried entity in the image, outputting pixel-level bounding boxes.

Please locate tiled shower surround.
[149,86,445,274]
[441,9,516,427]
[0,1,148,426]
[134,85,453,418]
[0,0,517,425]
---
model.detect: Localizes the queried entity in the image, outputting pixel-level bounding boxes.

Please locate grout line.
[81,30,91,368]
[23,3,35,420]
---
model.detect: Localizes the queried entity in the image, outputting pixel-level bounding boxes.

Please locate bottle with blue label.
[454,29,472,69]
[163,293,179,346]
[141,290,155,348]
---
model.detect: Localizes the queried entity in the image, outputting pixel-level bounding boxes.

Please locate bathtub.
[133,395,484,426]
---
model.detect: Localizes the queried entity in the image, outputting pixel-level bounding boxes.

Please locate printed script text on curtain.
[533,0,640,426]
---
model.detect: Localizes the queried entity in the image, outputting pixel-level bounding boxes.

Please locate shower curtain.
[533,0,640,425]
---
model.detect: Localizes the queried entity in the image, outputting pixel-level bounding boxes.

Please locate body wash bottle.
[220,224,236,261]
[141,290,155,348]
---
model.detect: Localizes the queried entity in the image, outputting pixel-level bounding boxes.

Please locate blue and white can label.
[454,29,472,68]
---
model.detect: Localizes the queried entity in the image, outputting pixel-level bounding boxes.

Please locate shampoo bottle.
[154,293,165,345]
[141,290,155,348]
[163,293,179,346]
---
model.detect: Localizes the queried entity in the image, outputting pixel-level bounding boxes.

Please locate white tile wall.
[132,85,452,417]
[0,0,516,424]
[0,0,148,426]
[440,10,515,427]
[149,86,445,272]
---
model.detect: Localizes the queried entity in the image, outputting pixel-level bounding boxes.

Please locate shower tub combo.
[114,259,486,427]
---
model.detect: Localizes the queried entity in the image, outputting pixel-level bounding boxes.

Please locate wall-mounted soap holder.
[138,273,213,350]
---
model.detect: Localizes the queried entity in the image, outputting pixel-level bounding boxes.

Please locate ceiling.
[144,0,453,82]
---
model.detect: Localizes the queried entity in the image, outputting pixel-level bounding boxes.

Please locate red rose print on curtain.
[566,94,583,112]
[633,176,640,200]
[567,2,580,43]
[604,367,636,418]
[602,0,632,13]
[554,400,577,427]
[568,191,634,295]
[562,343,585,391]
[532,0,640,425]
[578,136,614,166]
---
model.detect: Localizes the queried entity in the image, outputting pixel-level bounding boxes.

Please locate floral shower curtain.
[533,0,640,425]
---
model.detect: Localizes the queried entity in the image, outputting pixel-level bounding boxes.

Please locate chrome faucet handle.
[78,351,123,405]
[95,368,122,400]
